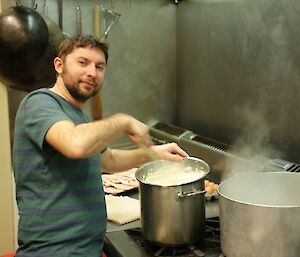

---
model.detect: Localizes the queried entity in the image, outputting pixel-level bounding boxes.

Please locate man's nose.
[86,65,97,77]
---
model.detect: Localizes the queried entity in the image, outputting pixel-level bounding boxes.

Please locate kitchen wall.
[177,0,300,163]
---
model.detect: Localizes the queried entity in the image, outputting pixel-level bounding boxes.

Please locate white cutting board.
[105,195,140,226]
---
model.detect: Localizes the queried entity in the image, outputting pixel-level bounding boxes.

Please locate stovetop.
[104,217,223,257]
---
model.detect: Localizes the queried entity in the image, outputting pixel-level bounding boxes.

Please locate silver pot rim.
[135,156,210,187]
[217,171,300,208]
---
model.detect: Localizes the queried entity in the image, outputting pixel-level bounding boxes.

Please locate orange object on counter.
[0,253,15,257]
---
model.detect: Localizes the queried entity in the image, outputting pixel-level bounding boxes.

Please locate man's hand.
[124,115,152,146]
[150,143,189,162]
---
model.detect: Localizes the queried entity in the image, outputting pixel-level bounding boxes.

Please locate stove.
[104,217,223,257]
[103,121,300,257]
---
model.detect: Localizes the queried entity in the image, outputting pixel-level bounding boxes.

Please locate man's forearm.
[72,113,131,156]
[101,148,149,172]
[46,113,137,159]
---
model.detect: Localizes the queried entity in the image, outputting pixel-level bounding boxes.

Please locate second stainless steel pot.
[135,157,210,246]
[218,171,300,257]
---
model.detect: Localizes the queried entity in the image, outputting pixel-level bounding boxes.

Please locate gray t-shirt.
[13,88,106,257]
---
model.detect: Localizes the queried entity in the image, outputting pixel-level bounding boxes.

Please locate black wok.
[0,6,65,91]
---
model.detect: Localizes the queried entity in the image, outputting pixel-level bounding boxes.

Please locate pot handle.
[177,189,206,198]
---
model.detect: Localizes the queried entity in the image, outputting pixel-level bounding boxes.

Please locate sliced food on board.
[102,168,139,194]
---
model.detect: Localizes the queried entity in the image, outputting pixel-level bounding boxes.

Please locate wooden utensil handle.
[92,92,102,120]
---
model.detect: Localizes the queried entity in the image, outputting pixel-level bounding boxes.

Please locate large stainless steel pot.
[218,172,300,257]
[135,157,210,246]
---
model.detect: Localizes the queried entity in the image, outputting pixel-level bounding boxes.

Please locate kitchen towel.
[105,195,140,225]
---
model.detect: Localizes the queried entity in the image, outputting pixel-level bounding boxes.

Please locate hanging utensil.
[110,0,115,9]
[0,5,51,91]
[31,0,37,9]
[91,3,121,120]
[58,0,63,30]
[95,5,101,39]
[75,0,82,34]
[103,9,121,39]
[40,0,66,48]
[42,0,48,16]
[92,4,102,121]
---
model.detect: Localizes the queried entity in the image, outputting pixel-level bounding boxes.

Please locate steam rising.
[222,106,283,180]
[234,107,281,158]
[219,108,300,256]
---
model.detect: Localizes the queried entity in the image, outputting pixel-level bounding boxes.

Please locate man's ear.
[54,57,63,74]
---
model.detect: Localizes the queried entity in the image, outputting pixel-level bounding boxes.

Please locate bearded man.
[13,34,188,257]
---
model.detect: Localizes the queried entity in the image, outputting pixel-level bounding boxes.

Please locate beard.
[62,67,100,102]
[65,81,98,102]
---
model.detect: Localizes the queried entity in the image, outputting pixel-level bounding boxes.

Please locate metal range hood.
[150,122,300,183]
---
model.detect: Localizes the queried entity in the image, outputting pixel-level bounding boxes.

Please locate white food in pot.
[144,166,204,186]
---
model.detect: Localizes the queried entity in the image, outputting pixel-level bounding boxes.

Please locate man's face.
[61,46,106,102]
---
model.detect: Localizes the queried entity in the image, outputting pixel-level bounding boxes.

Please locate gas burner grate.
[124,218,221,257]
[153,245,197,257]
[126,228,196,256]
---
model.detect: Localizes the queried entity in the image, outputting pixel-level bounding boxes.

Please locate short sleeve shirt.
[13,89,106,257]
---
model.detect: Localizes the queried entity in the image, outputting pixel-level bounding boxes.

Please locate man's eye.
[79,60,86,65]
[96,66,104,71]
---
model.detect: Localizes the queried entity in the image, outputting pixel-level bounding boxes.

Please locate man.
[13,34,188,257]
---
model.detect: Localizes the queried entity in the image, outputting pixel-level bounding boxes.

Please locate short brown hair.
[58,34,109,63]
